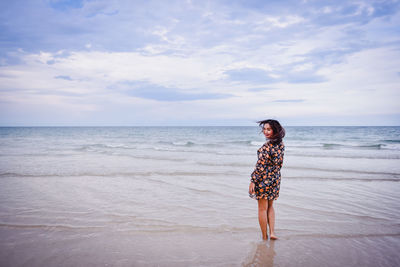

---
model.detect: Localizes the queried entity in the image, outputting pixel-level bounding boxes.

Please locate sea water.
[0,126,399,266]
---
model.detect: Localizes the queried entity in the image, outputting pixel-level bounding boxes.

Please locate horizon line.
[0,125,399,127]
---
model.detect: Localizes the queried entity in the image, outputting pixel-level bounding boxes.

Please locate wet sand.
[1,225,399,266]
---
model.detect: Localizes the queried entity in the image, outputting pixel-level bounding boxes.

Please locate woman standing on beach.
[249,119,285,240]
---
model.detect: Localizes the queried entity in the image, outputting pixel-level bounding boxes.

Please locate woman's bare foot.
[270,234,278,240]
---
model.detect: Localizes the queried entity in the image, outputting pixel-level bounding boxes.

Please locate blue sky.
[0,0,399,126]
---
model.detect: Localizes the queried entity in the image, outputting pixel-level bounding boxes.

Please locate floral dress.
[250,141,285,200]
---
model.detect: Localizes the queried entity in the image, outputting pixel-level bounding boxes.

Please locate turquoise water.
[0,126,399,266]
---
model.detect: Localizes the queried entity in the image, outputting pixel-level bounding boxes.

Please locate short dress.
[250,141,285,200]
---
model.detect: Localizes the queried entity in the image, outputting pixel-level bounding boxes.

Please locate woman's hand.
[249,182,255,195]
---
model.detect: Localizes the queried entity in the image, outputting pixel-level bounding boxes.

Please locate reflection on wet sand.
[243,240,276,267]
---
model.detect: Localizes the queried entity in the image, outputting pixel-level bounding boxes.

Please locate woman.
[249,119,285,240]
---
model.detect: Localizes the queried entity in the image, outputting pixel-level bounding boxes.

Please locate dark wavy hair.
[257,119,285,144]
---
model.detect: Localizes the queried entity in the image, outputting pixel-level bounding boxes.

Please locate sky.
[0,0,399,126]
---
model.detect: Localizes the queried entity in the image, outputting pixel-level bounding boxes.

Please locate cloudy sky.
[0,0,399,126]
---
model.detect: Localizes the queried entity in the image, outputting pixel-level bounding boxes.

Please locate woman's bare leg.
[257,198,268,240]
[267,200,278,240]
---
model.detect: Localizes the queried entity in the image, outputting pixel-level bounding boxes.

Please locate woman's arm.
[250,145,270,183]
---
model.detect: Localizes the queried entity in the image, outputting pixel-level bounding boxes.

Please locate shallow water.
[0,126,399,266]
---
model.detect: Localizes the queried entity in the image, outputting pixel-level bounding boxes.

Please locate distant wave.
[382,139,400,143]
[158,140,200,147]
[150,147,254,156]
[286,152,400,160]
[158,140,219,147]
[0,170,236,179]
[172,141,196,147]
[322,143,383,150]
[286,142,398,150]
[75,143,254,156]
[78,143,134,151]
[285,166,400,176]
[2,169,399,181]
[77,146,190,161]
[356,144,383,149]
[0,152,73,157]
[228,140,252,145]
[157,140,263,147]
[284,176,400,182]
[197,162,250,167]
[322,143,343,149]
[226,140,263,146]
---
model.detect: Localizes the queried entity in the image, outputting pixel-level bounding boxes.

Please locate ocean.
[0,126,399,266]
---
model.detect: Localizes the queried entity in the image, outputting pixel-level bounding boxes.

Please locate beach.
[0,126,399,266]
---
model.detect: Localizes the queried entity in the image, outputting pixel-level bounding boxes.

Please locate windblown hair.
[257,119,285,144]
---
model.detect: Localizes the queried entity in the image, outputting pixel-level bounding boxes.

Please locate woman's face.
[263,123,274,139]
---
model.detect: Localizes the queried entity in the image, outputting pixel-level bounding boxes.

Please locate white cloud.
[1,37,399,124]
[1,0,399,125]
[255,15,305,30]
